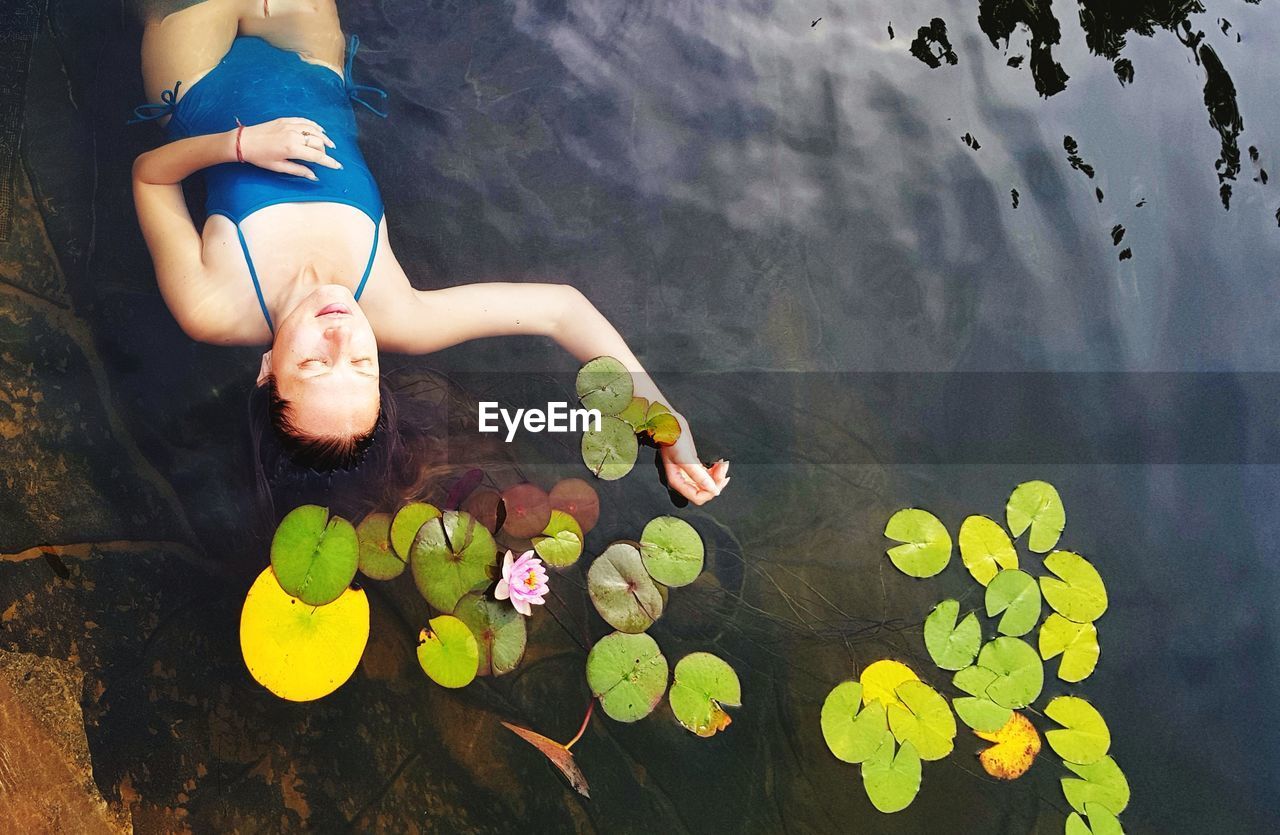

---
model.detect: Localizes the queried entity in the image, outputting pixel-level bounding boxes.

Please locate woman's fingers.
[664,458,720,505]
[669,464,712,505]
[682,460,722,496]
[279,118,336,148]
[291,143,343,169]
[269,160,318,181]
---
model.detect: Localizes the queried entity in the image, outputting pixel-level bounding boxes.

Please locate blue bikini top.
[131,35,389,332]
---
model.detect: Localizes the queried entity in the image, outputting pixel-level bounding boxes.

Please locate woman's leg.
[140,0,345,105]
[239,1,345,75]
[140,0,243,104]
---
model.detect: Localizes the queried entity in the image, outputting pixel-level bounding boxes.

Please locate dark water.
[3,0,1279,831]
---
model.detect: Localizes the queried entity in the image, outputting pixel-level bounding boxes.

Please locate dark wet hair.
[259,375,383,472]
[248,375,404,524]
[247,368,519,526]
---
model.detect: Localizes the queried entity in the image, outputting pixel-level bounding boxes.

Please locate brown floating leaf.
[501,483,552,538]
[461,489,503,534]
[975,711,1041,780]
[548,478,600,533]
[501,722,590,798]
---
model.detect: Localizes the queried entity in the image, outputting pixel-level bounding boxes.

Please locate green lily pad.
[581,416,639,480]
[985,569,1043,637]
[886,680,956,761]
[616,395,650,429]
[416,614,479,688]
[270,505,359,606]
[668,652,741,737]
[861,735,922,814]
[587,543,664,633]
[976,637,1044,709]
[533,510,584,568]
[1066,803,1125,835]
[501,482,552,538]
[452,592,527,676]
[357,512,405,581]
[952,664,998,697]
[883,508,951,578]
[821,681,890,764]
[409,511,498,612]
[639,516,705,587]
[1041,551,1108,623]
[923,599,981,670]
[586,631,669,722]
[576,356,633,416]
[391,502,441,560]
[951,663,1013,731]
[1039,614,1100,682]
[1006,480,1065,552]
[1045,696,1110,765]
[958,515,1018,585]
[952,697,1011,732]
[1062,756,1130,815]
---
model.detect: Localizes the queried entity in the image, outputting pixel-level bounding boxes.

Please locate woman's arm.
[132,133,233,342]
[372,280,729,503]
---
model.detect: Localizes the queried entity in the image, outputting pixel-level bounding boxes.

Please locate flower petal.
[514,597,531,616]
[495,578,510,600]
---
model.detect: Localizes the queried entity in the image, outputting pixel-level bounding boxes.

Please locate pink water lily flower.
[495,549,549,616]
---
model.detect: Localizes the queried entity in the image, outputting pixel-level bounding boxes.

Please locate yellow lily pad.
[1045,696,1110,765]
[1040,551,1108,623]
[886,680,956,761]
[859,660,919,710]
[239,566,369,702]
[1039,614,1100,682]
[958,515,1017,585]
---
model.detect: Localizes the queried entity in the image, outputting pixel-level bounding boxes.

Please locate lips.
[316,303,352,317]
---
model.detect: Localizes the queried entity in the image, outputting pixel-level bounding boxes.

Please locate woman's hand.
[238,117,340,180]
[660,412,730,505]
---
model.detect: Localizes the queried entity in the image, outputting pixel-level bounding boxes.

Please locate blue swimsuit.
[131,35,388,332]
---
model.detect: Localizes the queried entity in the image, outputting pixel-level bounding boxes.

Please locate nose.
[323,324,352,347]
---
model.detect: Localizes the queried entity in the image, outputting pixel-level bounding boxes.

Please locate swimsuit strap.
[235,224,275,333]
[353,213,382,301]
[344,35,389,118]
[129,81,182,124]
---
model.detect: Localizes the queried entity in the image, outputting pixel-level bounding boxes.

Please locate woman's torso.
[141,34,400,342]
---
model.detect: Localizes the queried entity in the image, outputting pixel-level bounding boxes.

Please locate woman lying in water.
[130,0,728,505]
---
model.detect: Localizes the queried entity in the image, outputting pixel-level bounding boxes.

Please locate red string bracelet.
[235,117,245,163]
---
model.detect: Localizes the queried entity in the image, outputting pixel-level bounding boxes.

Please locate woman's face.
[258,285,381,437]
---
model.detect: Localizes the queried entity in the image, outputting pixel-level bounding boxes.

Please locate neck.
[270,262,332,322]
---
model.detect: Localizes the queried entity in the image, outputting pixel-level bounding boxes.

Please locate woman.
[130,0,729,505]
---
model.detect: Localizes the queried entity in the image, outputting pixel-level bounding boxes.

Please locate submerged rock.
[0,650,130,833]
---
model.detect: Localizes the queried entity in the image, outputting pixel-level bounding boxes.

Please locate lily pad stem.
[565,701,595,751]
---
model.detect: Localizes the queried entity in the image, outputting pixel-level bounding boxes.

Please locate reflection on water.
[1,0,1278,832]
